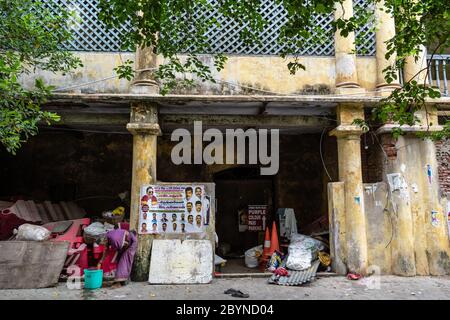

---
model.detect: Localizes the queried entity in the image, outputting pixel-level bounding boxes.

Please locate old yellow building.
[4,0,449,279]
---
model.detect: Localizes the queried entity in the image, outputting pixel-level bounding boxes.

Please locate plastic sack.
[214,254,227,266]
[84,222,107,238]
[286,233,325,271]
[244,245,263,268]
[83,222,109,244]
[15,224,51,241]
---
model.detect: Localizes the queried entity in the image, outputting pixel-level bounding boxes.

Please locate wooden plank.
[44,201,59,222]
[0,241,69,289]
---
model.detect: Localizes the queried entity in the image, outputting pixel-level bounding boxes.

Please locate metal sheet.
[269,260,320,286]
[0,241,70,289]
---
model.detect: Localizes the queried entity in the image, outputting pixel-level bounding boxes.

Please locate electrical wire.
[320,127,333,181]
[43,127,129,135]
[50,63,409,98]
[52,67,158,92]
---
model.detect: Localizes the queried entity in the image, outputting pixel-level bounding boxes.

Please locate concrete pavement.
[0,275,449,300]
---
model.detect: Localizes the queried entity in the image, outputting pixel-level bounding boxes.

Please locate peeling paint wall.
[165,55,377,95]
[360,134,450,276]
[20,52,135,94]
[363,182,392,274]
[19,52,377,94]
[329,177,450,275]
[328,134,450,276]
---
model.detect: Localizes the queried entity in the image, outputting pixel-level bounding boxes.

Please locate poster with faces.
[139,184,209,235]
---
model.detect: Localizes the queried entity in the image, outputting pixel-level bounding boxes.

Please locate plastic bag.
[15,224,51,241]
[84,222,109,244]
[244,245,263,268]
[214,254,227,266]
[286,233,324,271]
[84,222,107,238]
[267,251,284,271]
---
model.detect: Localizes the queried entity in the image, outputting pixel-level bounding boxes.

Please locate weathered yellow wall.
[359,133,450,276]
[20,52,135,93]
[163,55,377,95]
[20,52,377,94]
[330,177,450,275]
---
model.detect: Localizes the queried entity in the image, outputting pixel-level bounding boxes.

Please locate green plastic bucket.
[84,269,103,289]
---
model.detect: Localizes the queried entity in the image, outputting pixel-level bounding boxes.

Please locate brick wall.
[361,136,450,196]
[436,139,450,196]
[361,133,384,183]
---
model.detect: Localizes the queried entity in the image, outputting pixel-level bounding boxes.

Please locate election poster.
[139,184,210,235]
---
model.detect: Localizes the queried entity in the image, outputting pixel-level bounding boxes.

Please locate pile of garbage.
[1,202,129,288]
[242,230,331,286]
[266,233,330,286]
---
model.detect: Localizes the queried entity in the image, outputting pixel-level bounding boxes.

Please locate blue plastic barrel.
[84,269,103,289]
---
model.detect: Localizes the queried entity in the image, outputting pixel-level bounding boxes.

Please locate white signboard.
[148,240,213,284]
[139,184,210,235]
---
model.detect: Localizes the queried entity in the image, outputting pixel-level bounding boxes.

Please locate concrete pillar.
[127,103,161,281]
[404,45,428,85]
[377,120,449,275]
[131,46,159,94]
[330,104,368,274]
[379,134,416,276]
[334,0,363,93]
[375,0,401,95]
[419,139,450,275]
[328,182,347,275]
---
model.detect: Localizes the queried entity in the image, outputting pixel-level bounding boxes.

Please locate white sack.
[286,233,324,271]
[16,224,51,241]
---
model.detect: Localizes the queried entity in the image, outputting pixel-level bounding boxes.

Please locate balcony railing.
[399,55,450,97]
[428,55,449,97]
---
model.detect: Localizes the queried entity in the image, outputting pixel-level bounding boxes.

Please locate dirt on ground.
[0,275,449,300]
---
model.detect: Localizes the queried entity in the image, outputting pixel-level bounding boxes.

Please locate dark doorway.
[214,167,274,273]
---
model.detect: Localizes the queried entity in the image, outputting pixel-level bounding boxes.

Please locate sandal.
[224,288,239,295]
[347,273,362,280]
[231,290,249,298]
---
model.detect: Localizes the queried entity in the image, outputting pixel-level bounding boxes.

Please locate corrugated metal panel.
[268,259,320,286]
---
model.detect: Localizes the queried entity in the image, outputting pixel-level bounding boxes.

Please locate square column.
[127,102,162,281]
[330,103,368,274]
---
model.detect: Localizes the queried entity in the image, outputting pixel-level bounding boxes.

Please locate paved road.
[1,275,449,300]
